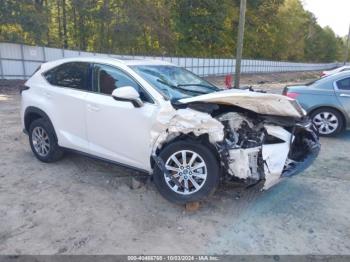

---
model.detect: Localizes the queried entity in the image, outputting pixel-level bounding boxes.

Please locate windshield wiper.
[156,79,208,94]
[177,83,218,91]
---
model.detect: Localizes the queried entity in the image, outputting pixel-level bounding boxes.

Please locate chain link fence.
[0,42,344,80]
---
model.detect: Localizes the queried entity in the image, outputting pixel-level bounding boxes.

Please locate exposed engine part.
[216,112,266,181]
[218,112,265,149]
[227,147,261,180]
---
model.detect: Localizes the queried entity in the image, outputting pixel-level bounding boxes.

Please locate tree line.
[0,0,349,62]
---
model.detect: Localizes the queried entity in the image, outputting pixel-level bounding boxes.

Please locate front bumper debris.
[281,122,320,178]
[263,120,320,190]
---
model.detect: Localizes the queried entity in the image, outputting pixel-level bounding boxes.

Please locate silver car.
[283,71,350,136]
[321,65,350,77]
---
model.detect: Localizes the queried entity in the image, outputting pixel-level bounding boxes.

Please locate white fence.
[0,42,342,79]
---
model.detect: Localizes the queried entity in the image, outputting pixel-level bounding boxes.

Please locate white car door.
[85,63,159,171]
[43,62,90,152]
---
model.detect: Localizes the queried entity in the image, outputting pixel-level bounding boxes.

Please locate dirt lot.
[0,72,350,255]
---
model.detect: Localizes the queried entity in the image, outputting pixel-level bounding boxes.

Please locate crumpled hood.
[178,89,305,118]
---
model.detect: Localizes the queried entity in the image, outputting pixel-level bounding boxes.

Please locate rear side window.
[44,62,90,91]
[336,77,350,90]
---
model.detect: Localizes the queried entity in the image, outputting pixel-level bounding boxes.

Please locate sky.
[302,0,350,37]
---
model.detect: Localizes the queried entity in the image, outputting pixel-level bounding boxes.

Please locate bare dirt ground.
[0,72,350,255]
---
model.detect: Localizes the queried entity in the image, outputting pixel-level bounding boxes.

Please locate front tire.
[310,108,343,136]
[153,140,220,204]
[29,118,64,162]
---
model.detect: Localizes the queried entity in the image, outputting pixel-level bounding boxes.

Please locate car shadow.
[333,130,350,140]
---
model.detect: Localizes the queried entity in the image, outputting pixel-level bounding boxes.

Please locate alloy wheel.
[312,112,339,135]
[32,126,50,157]
[164,150,207,195]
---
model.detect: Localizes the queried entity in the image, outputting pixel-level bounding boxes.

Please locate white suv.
[21,57,320,204]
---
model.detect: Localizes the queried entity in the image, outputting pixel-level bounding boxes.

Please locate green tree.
[242,0,284,59]
[172,0,234,56]
[0,0,346,62]
[0,0,48,44]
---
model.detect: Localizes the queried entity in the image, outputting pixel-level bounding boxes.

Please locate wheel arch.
[24,107,58,140]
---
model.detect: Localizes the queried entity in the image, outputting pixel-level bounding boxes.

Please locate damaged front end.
[151,89,320,192]
[215,112,320,189]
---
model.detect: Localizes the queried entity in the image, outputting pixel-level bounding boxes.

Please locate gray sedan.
[283,71,350,136]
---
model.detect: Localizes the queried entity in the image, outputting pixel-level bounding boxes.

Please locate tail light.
[285,92,299,99]
[320,72,326,77]
[20,85,30,94]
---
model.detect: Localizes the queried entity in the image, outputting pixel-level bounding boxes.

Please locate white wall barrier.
[0,42,343,80]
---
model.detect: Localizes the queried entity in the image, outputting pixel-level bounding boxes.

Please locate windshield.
[132,65,219,100]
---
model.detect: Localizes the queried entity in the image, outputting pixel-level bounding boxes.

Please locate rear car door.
[334,77,350,116]
[43,62,91,152]
[85,63,159,171]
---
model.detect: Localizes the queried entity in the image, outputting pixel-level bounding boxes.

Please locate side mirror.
[111,86,143,108]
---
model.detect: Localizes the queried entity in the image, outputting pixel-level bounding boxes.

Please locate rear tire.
[29,118,64,162]
[310,108,344,137]
[153,140,220,204]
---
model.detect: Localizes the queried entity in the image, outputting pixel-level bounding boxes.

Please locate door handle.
[87,104,100,112]
[340,94,350,97]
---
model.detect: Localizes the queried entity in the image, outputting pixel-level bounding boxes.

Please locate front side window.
[44,62,90,90]
[336,77,350,90]
[93,64,152,103]
[131,65,219,101]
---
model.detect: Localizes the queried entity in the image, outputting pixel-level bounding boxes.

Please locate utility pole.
[234,0,247,88]
[344,24,350,65]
